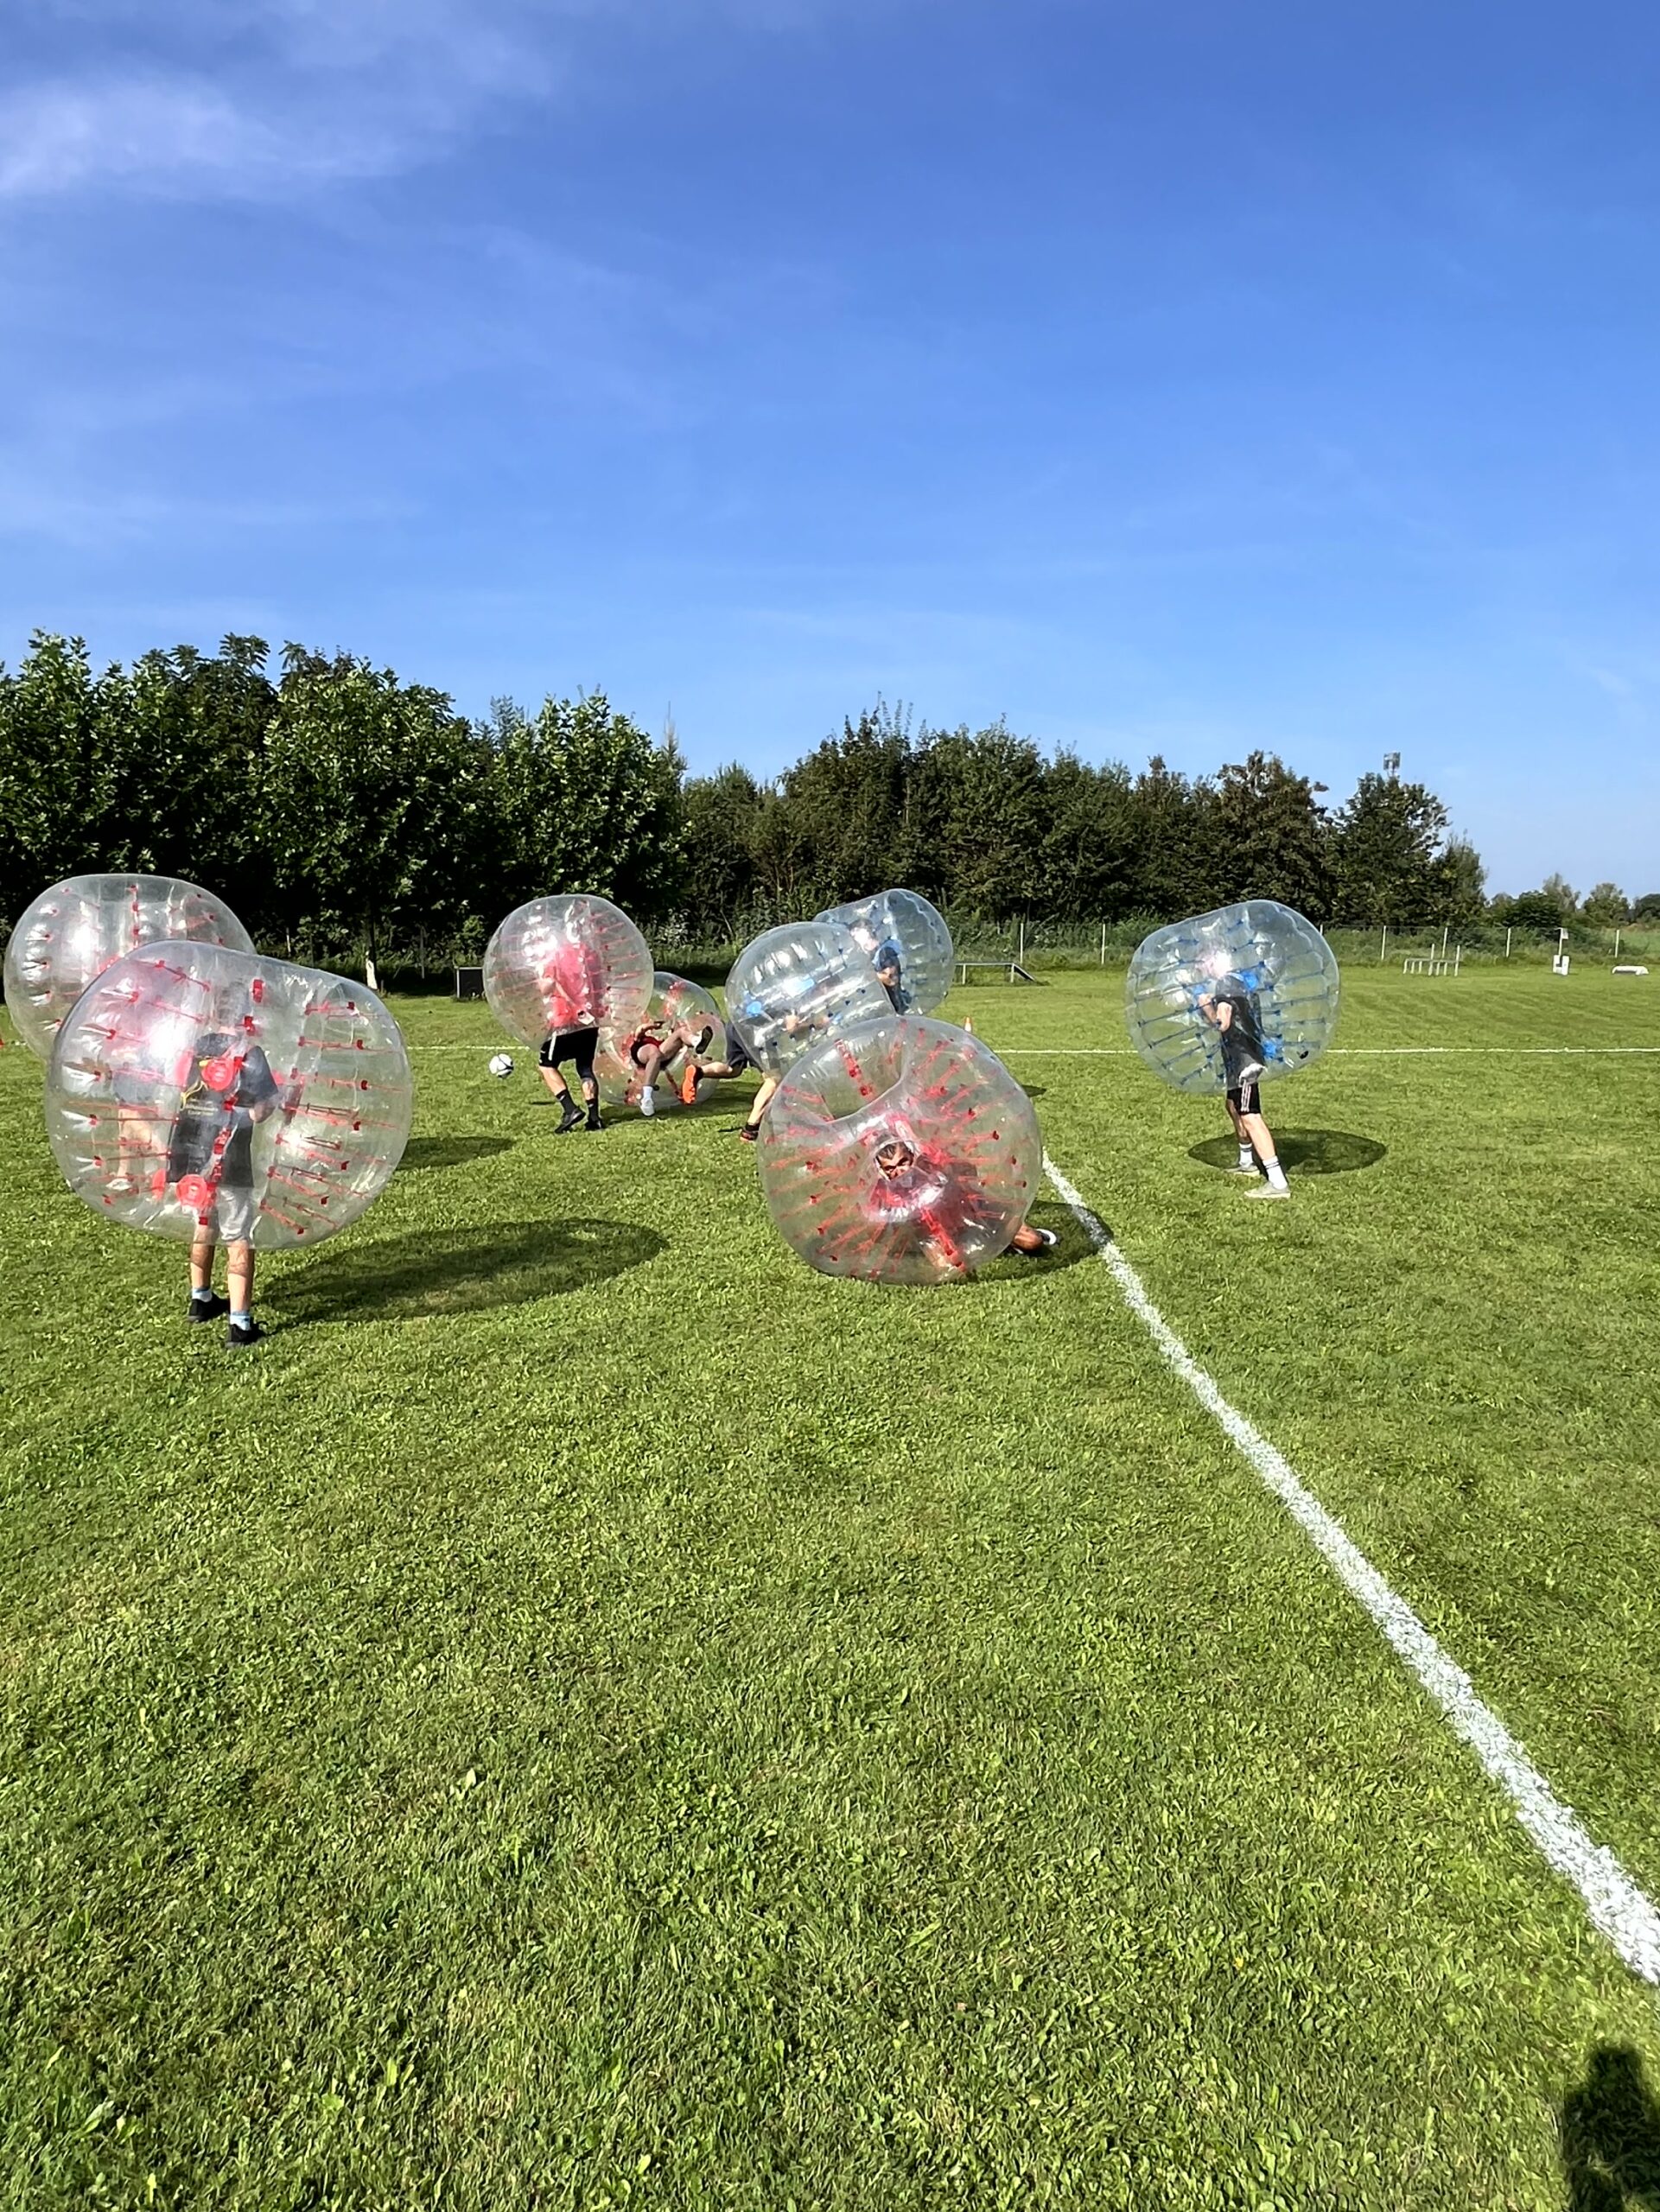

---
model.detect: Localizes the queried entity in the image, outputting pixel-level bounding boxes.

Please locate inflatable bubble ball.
[596,973,727,1110]
[758,1014,1043,1284]
[1125,899,1340,1096]
[725,920,894,1077]
[815,889,954,1016]
[46,943,413,1249]
[483,895,653,1051]
[3,874,254,1061]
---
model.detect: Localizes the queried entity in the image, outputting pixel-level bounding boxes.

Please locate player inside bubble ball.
[871,1135,1057,1267]
[626,1013,717,1117]
[1194,963,1290,1200]
[874,940,908,1013]
[165,1022,282,1345]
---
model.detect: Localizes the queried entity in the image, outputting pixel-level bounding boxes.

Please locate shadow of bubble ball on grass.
[398,1135,515,1174]
[1188,1128,1387,1178]
[265,1218,665,1325]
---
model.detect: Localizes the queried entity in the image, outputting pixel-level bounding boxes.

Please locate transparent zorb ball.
[46,942,413,1249]
[3,874,254,1060]
[483,895,653,1050]
[596,973,727,1109]
[725,919,894,1078]
[1125,900,1339,1096]
[758,1015,1042,1284]
[814,889,954,1016]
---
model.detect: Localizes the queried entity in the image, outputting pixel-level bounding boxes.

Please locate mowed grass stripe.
[3,981,1660,2206]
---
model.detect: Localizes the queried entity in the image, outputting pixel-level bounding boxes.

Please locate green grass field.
[3,961,1659,2209]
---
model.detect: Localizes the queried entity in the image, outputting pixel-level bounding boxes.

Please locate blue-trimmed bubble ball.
[725,920,894,1077]
[814,889,954,1016]
[1125,900,1340,1096]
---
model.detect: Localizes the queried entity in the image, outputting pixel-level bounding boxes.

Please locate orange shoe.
[679,1064,701,1106]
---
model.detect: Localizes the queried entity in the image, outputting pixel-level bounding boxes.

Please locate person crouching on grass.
[1195,975,1290,1200]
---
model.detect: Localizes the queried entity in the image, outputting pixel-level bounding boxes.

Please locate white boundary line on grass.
[1042,1152,1660,1986]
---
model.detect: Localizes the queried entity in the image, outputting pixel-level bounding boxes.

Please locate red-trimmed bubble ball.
[483,894,653,1051]
[3,874,254,1061]
[757,1015,1042,1284]
[596,973,727,1110]
[45,942,413,1248]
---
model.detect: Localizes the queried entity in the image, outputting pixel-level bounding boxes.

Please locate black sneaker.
[737,1122,760,1144]
[584,1106,604,1132]
[226,1318,265,1350]
[188,1292,230,1324]
[556,1100,583,1133]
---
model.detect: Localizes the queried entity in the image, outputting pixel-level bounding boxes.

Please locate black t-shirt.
[166,1034,279,1189]
[1212,989,1267,1083]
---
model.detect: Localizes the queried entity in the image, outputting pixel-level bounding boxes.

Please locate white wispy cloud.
[0,0,884,202]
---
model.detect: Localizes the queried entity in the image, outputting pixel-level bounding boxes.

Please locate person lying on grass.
[873,1136,1058,1268]
[626,1014,716,1118]
[1195,971,1290,1200]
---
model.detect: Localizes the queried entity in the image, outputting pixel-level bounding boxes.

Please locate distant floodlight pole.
[1383,751,1401,779]
[1380,925,1388,963]
[1099,920,1106,967]
[1505,925,1512,959]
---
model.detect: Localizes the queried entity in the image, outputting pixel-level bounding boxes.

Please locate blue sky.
[2,0,1657,898]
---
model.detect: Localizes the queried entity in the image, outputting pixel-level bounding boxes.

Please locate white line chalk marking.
[1042,1152,1660,1986]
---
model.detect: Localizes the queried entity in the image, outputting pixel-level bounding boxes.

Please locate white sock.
[1264,1160,1288,1192]
[1237,1143,1255,1170]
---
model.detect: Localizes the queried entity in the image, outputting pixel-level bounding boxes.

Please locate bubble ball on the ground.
[758,1014,1042,1284]
[725,920,894,1077]
[3,873,254,1061]
[1125,899,1340,1096]
[815,888,954,1015]
[483,894,653,1050]
[46,942,413,1248]
[596,973,727,1109]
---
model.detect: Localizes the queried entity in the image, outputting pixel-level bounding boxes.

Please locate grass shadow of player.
[398,1135,515,1173]
[1188,1128,1386,1177]
[1561,2044,1660,2208]
[266,1218,665,1325]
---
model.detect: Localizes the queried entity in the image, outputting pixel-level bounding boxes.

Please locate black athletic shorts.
[1226,1078,1262,1117]
[723,1031,755,1076]
[540,1027,599,1080]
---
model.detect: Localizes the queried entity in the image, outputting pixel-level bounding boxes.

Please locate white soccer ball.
[487,1052,515,1079]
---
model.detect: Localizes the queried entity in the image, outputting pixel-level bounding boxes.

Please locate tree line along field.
[17,630,1646,980]
[3,963,1658,2208]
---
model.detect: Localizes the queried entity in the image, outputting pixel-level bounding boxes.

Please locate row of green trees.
[0,634,682,960]
[684,707,1491,942]
[3,631,1643,958]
